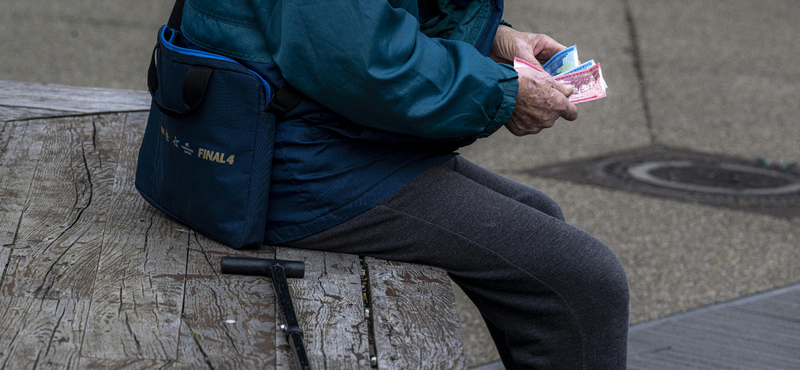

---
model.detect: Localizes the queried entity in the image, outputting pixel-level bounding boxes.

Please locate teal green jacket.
[179,0,519,243]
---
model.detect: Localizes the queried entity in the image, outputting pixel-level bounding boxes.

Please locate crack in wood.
[193,233,220,280]
[43,300,66,358]
[141,213,156,276]
[173,239,192,364]
[181,319,216,370]
[152,329,171,362]
[6,110,149,124]
[0,122,10,157]
[0,248,13,290]
[32,126,97,298]
[360,256,378,369]
[78,113,123,361]
[90,118,98,154]
[315,266,329,370]
[31,349,42,370]
[33,226,92,299]
[2,193,30,250]
[157,359,175,370]
[122,311,142,355]
[208,286,241,355]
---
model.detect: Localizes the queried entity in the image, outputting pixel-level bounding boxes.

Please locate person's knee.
[544,199,565,222]
[582,239,629,313]
[529,191,564,221]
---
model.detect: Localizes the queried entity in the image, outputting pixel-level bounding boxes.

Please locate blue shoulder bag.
[135,0,302,249]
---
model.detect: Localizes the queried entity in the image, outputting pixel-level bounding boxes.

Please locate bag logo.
[161,126,235,165]
[198,148,235,165]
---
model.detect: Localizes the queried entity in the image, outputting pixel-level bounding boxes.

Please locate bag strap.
[267,84,304,114]
[147,45,215,118]
[167,0,186,30]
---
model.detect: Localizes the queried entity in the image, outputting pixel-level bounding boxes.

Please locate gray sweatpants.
[284,156,629,369]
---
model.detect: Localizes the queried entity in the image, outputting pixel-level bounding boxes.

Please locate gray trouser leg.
[283,156,629,369]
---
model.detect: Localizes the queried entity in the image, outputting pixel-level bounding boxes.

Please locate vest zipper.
[474,0,497,51]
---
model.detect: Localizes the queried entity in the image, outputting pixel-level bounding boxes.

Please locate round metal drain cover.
[626,161,800,196]
[530,147,800,218]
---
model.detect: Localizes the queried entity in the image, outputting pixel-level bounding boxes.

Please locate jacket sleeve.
[248,0,518,139]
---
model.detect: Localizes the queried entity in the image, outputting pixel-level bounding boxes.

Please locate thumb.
[554,80,574,97]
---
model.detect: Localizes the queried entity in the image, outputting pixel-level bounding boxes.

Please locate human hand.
[505,60,578,136]
[490,25,567,69]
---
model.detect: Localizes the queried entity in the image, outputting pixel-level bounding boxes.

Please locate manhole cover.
[527,146,800,218]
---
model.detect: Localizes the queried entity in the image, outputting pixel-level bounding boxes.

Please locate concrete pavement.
[2,0,798,367]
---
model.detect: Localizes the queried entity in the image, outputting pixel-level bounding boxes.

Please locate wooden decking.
[0,81,466,369]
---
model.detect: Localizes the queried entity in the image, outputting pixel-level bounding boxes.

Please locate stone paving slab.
[629,0,800,164]
[628,282,800,369]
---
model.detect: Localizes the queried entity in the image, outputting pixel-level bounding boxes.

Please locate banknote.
[542,45,580,76]
[553,63,607,103]
[556,59,594,75]
[558,59,608,89]
[515,57,607,103]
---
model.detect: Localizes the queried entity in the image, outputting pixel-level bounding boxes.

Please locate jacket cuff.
[499,20,513,29]
[479,64,518,138]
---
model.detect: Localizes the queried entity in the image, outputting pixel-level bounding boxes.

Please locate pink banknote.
[514,57,607,104]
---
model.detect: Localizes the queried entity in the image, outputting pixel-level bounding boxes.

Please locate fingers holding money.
[505,65,579,136]
[554,81,579,121]
[490,25,568,66]
[554,80,574,98]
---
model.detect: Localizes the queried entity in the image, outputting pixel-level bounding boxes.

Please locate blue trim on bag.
[160,26,272,105]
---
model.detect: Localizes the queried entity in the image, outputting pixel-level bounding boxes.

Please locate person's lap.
[283,156,629,369]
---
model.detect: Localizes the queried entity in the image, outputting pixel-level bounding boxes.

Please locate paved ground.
[2,0,798,368]
[627,282,800,369]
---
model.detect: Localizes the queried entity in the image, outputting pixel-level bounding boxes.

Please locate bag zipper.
[159,26,272,105]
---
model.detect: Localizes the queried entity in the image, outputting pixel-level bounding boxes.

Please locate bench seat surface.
[0,80,466,370]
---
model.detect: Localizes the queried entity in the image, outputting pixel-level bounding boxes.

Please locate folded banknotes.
[542,45,580,76]
[517,45,608,103]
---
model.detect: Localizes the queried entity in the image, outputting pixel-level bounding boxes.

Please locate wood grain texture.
[0,120,45,247]
[78,358,171,370]
[0,81,150,114]
[0,296,89,370]
[1,115,122,300]
[365,257,466,370]
[0,248,10,282]
[177,237,277,369]
[0,106,74,122]
[81,112,187,361]
[274,248,370,370]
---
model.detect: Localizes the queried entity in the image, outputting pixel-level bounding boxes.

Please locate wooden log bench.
[0,80,467,369]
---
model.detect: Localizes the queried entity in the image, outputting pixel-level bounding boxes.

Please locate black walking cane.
[221,257,312,370]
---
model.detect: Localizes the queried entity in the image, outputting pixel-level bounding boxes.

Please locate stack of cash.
[515,45,608,103]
